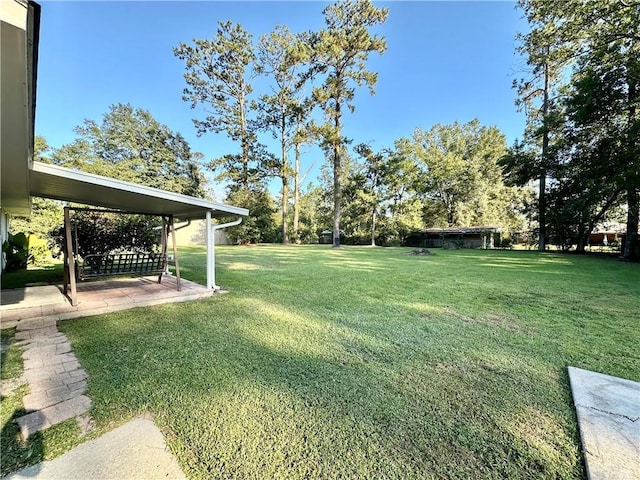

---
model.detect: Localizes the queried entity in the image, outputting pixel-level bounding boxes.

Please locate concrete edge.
[567,367,595,480]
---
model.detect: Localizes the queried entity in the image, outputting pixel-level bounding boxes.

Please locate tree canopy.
[254,25,313,244]
[175,21,265,192]
[397,120,528,231]
[52,103,206,197]
[21,0,637,255]
[507,0,639,258]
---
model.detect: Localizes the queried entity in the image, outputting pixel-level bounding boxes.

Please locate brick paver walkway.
[14,318,91,438]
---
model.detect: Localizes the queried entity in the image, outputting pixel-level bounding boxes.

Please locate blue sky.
[36,1,530,196]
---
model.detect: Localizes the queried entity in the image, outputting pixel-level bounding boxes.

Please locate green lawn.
[1,263,64,290]
[7,246,640,478]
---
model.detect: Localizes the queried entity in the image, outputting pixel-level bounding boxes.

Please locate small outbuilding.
[318,230,333,245]
[405,226,502,249]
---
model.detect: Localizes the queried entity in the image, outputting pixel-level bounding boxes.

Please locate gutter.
[206,213,243,290]
[28,1,40,160]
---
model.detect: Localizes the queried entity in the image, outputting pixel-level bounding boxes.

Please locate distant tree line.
[171,0,530,246]
[11,0,637,261]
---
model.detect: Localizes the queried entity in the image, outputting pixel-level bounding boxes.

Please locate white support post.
[206,215,243,291]
[211,225,217,289]
[206,210,212,289]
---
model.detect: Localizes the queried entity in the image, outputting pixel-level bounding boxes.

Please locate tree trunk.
[623,188,639,261]
[371,207,376,246]
[538,60,550,252]
[623,63,639,261]
[576,224,587,253]
[447,206,455,228]
[282,173,289,245]
[333,99,342,248]
[240,96,249,191]
[281,110,289,245]
[538,174,547,250]
[293,141,301,243]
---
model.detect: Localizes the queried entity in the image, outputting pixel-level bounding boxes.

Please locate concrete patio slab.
[568,366,640,480]
[1,276,216,328]
[3,417,186,480]
[0,285,66,311]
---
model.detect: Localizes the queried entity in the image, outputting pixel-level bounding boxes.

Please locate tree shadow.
[59,297,585,479]
[1,330,46,477]
[0,264,64,291]
[0,403,45,477]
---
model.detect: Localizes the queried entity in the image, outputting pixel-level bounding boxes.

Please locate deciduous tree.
[396,120,527,234]
[352,144,389,245]
[52,104,206,197]
[516,0,639,258]
[225,187,278,244]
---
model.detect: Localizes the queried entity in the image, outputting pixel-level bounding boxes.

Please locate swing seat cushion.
[79,252,167,279]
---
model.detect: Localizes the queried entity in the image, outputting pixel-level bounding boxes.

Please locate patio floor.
[0,275,216,328]
[568,366,640,480]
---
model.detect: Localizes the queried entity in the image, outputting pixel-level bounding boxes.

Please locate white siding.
[0,208,9,271]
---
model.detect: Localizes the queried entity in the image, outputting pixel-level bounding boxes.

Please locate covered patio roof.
[1,1,246,291]
[30,161,248,220]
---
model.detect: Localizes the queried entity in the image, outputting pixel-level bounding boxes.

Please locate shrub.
[384,238,402,247]
[499,237,513,249]
[28,236,53,266]
[49,211,161,258]
[2,233,31,271]
[452,238,465,249]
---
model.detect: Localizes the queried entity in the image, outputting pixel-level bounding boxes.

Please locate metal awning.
[29,162,248,220]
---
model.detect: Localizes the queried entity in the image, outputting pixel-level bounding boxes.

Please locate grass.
[1,262,63,290]
[6,245,640,478]
[1,329,24,381]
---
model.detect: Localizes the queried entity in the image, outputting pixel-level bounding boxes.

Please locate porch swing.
[62,206,182,306]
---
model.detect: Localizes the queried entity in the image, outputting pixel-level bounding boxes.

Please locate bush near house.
[2,233,30,271]
[28,236,53,266]
[48,211,161,258]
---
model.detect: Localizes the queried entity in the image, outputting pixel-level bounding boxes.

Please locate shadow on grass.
[1,330,46,477]
[0,405,45,477]
[0,264,64,291]
[59,297,583,479]
[54,245,639,478]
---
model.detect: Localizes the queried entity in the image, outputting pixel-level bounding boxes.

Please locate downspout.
[206,214,243,290]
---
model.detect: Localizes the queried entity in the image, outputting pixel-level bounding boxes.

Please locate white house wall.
[173,220,230,246]
[0,208,8,271]
[0,0,34,217]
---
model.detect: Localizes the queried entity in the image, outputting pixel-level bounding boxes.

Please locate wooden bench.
[78,252,168,280]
